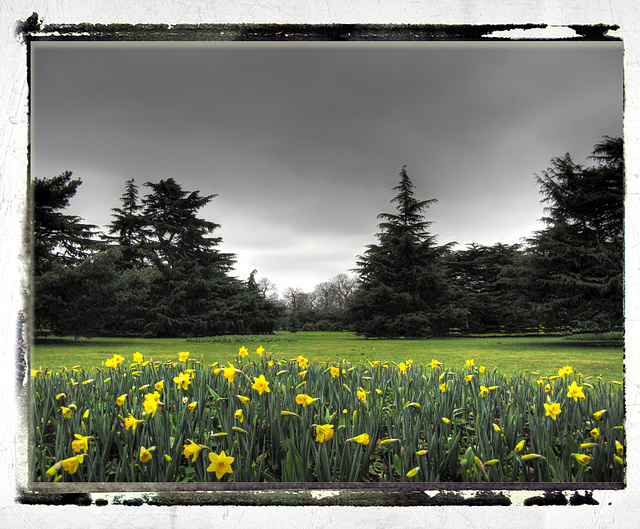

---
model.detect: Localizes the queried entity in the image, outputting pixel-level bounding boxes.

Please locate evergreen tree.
[33,171,100,275]
[108,178,151,269]
[502,137,624,331]
[347,166,462,337]
[446,243,524,333]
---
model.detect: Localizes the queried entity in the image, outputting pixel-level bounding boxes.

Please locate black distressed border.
[16,12,624,508]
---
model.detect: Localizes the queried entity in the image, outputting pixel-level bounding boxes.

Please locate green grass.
[32,331,624,382]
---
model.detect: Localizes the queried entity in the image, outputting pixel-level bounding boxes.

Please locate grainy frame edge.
[3,3,629,524]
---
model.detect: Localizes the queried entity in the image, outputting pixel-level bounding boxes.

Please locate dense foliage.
[33,137,623,337]
[31,349,625,483]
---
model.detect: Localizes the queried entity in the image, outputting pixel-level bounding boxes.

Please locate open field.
[32,332,624,382]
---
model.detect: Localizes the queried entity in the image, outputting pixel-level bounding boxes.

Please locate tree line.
[33,136,623,338]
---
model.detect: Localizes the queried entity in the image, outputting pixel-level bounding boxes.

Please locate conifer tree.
[347,166,461,337]
[502,137,624,331]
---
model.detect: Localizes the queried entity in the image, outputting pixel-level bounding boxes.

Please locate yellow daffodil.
[82,379,94,386]
[479,366,486,373]
[155,380,164,391]
[567,381,585,402]
[376,389,383,395]
[593,409,606,420]
[223,363,237,384]
[398,362,409,374]
[133,352,143,363]
[614,455,624,464]
[442,417,451,424]
[61,407,72,419]
[615,440,624,456]
[357,387,368,403]
[428,359,440,369]
[590,428,600,439]
[46,464,58,478]
[439,383,450,393]
[558,365,573,379]
[479,385,489,398]
[207,451,234,479]
[252,374,270,395]
[330,367,340,378]
[256,346,265,356]
[492,423,501,433]
[236,395,250,406]
[188,401,197,411]
[234,409,244,423]
[143,391,161,417]
[83,409,89,419]
[537,379,544,387]
[466,359,475,368]
[61,455,84,474]
[124,413,142,432]
[295,355,309,369]
[295,393,315,407]
[268,360,275,368]
[55,393,65,401]
[380,438,400,446]
[178,351,190,362]
[416,449,428,456]
[183,439,204,462]
[465,374,473,382]
[580,442,598,449]
[238,347,248,358]
[484,459,499,466]
[572,453,591,466]
[544,402,562,420]
[213,368,222,375]
[514,440,525,453]
[406,466,420,478]
[173,371,191,390]
[116,395,127,406]
[71,434,91,454]
[315,424,335,443]
[348,433,370,445]
[140,446,153,463]
[521,454,545,461]
[544,384,551,393]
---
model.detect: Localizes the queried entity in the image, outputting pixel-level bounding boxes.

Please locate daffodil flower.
[143,391,161,417]
[236,395,250,406]
[238,347,248,358]
[183,439,205,463]
[173,371,192,390]
[71,434,91,454]
[544,402,562,420]
[567,381,585,402]
[155,380,164,391]
[514,440,525,452]
[590,428,600,439]
[593,409,606,420]
[61,455,84,474]
[406,466,420,478]
[465,359,475,368]
[442,417,451,424]
[234,409,244,423]
[295,394,315,407]
[315,424,334,443]
[615,440,624,456]
[188,401,197,411]
[428,359,440,369]
[329,367,340,378]
[380,438,400,446]
[124,413,143,432]
[357,387,369,403]
[207,451,234,479]
[416,450,428,456]
[256,346,265,356]
[295,355,309,370]
[252,374,270,395]
[223,363,237,384]
[484,459,499,466]
[116,395,127,406]
[439,383,450,393]
[61,407,72,419]
[347,433,370,445]
[479,385,489,398]
[140,446,153,463]
[178,351,190,362]
[133,352,143,363]
[572,453,591,466]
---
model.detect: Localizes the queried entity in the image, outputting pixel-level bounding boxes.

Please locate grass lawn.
[32,331,624,382]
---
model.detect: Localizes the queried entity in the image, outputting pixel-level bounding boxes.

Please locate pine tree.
[502,137,624,331]
[108,178,151,269]
[347,166,460,337]
[33,171,100,275]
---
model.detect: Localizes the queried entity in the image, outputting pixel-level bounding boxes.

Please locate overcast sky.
[30,41,623,294]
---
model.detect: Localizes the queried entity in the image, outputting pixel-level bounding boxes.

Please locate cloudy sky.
[30,40,623,294]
